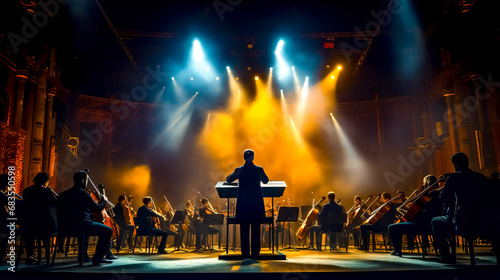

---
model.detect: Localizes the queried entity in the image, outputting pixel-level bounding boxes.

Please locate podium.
[215,181,286,260]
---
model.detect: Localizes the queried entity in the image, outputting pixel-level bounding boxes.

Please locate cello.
[296,196,326,240]
[360,193,381,221]
[363,196,399,225]
[84,169,120,240]
[123,192,136,235]
[347,194,372,226]
[396,176,446,223]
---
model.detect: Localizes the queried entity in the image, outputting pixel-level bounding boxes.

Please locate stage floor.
[2,246,499,280]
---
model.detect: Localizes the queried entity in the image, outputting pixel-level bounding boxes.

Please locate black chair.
[327,213,348,252]
[15,233,56,267]
[51,233,86,267]
[365,230,389,252]
[132,230,158,254]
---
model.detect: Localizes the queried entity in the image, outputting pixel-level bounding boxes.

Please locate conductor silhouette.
[226,149,269,258]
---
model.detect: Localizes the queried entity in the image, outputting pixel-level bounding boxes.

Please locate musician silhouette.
[226,149,269,258]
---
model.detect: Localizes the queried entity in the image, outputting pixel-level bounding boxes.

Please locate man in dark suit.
[309,191,344,250]
[431,153,497,263]
[136,196,178,253]
[58,171,112,265]
[226,149,269,258]
[20,172,58,264]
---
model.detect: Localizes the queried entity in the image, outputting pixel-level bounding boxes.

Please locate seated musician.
[113,195,135,254]
[388,175,443,257]
[136,196,179,253]
[226,149,269,258]
[309,191,344,250]
[19,172,58,265]
[358,192,397,251]
[431,153,497,263]
[395,190,406,206]
[128,195,137,216]
[57,171,112,265]
[197,198,221,250]
[345,195,366,248]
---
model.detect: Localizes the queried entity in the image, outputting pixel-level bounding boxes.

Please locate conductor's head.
[243,149,254,163]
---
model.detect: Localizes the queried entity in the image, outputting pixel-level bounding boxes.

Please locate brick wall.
[0,122,26,194]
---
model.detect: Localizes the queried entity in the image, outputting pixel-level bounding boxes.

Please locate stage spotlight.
[291,66,295,70]
[235,77,239,80]
[331,76,335,79]
[226,66,230,70]
[255,76,259,81]
[275,40,284,54]
[326,65,330,68]
[270,67,273,70]
[171,77,175,80]
[247,67,251,71]
[193,40,204,61]
[337,66,342,70]
[216,77,220,80]
[190,77,194,80]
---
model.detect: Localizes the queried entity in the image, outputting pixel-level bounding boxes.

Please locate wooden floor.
[2,246,499,280]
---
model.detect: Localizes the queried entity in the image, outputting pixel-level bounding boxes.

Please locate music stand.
[170,210,188,253]
[203,214,225,252]
[276,207,299,251]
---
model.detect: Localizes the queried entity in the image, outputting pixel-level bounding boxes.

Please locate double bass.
[296,196,326,240]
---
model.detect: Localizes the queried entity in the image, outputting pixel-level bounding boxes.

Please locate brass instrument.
[207,200,217,214]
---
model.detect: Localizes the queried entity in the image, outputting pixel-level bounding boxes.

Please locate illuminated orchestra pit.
[0,1,499,280]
